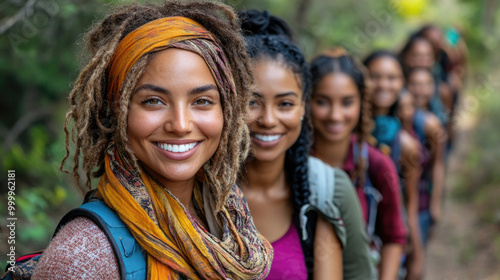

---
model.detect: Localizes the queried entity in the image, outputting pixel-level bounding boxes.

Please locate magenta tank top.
[265,222,308,280]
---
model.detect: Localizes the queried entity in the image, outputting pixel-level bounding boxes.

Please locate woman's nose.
[164,104,193,136]
[329,104,343,122]
[258,106,278,128]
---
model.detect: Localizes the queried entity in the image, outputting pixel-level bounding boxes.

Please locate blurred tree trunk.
[0,0,38,35]
[482,0,497,33]
[293,0,313,35]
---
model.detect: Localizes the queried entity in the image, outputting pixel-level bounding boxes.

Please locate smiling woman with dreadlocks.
[22,2,273,280]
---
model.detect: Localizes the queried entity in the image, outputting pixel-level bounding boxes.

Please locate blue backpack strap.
[389,132,403,174]
[413,109,427,144]
[55,200,147,280]
[353,142,382,241]
[430,78,448,125]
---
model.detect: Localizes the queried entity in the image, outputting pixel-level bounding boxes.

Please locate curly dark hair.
[61,1,254,210]
[239,9,311,212]
[310,48,373,186]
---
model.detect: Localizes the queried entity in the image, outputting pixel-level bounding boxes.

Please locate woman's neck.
[161,176,208,228]
[402,119,413,131]
[165,179,196,207]
[417,103,431,111]
[313,132,351,168]
[373,105,390,116]
[144,166,196,210]
[242,154,287,193]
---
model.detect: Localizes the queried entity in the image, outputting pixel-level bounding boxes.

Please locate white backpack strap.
[299,156,338,241]
[308,157,335,211]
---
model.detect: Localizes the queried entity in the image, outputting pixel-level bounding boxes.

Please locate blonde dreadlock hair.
[310,47,374,186]
[61,1,254,210]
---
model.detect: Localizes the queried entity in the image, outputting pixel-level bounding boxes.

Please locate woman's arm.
[370,149,406,280]
[32,217,120,280]
[425,115,447,225]
[313,216,343,280]
[400,132,425,280]
[379,244,404,280]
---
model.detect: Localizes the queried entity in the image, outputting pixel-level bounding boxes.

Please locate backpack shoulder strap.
[296,156,339,280]
[353,141,371,179]
[391,133,402,165]
[307,156,336,211]
[55,200,146,280]
[353,142,383,240]
[413,109,427,144]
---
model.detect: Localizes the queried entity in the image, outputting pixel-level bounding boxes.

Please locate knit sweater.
[32,217,120,279]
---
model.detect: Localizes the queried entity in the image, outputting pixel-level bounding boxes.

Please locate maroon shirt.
[343,136,407,246]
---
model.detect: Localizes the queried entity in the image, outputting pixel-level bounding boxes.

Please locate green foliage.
[452,69,500,248]
[0,125,81,265]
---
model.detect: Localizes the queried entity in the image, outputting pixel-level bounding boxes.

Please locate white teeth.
[158,142,198,153]
[254,134,282,142]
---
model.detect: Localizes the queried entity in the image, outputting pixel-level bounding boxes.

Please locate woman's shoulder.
[399,130,421,158]
[366,145,399,189]
[32,217,120,280]
[306,156,358,216]
[306,156,352,246]
[423,110,441,127]
[306,158,375,279]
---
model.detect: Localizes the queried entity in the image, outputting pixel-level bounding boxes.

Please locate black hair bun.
[239,9,293,39]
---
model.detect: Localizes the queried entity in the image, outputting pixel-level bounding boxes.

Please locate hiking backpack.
[2,198,146,280]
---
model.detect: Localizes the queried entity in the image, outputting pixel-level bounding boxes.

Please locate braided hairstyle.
[239,10,311,212]
[310,47,373,186]
[363,50,405,117]
[61,1,254,210]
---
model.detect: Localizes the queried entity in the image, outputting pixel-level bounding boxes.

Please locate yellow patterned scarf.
[96,148,272,279]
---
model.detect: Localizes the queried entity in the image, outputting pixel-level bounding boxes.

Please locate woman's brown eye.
[143,98,162,105]
[194,98,213,105]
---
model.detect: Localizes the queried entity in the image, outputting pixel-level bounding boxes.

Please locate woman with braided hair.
[22,2,273,280]
[310,48,406,280]
[237,10,374,280]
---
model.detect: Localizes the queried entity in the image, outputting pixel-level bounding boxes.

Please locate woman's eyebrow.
[189,84,218,95]
[133,84,218,95]
[134,84,170,95]
[275,92,298,98]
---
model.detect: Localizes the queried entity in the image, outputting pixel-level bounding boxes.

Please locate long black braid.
[239,10,311,212]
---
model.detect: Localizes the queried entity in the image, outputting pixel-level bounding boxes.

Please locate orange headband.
[107,16,215,110]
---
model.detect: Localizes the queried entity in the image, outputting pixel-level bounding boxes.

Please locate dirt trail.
[425,121,500,279]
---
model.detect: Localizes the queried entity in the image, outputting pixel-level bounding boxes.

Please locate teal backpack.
[2,199,146,280]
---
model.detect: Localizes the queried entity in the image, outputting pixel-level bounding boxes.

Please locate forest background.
[1,0,499,277]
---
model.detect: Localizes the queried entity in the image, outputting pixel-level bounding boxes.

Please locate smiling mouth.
[254,134,283,142]
[325,124,345,134]
[156,142,198,153]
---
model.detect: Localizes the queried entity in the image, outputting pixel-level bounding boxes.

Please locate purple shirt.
[265,222,307,280]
